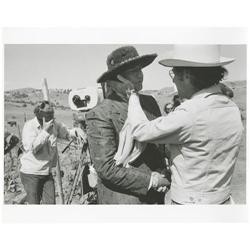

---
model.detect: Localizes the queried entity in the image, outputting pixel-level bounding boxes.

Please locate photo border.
[1,27,248,223]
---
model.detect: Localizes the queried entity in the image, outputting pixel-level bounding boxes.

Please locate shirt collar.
[191,84,222,100]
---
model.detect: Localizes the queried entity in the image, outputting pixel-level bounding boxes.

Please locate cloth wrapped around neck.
[114,93,149,167]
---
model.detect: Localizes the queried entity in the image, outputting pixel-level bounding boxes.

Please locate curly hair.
[173,67,228,90]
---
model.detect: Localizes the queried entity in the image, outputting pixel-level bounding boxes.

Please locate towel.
[114,93,148,167]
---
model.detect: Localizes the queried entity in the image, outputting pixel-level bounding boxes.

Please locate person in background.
[86,46,170,204]
[121,45,243,204]
[4,131,19,155]
[20,101,86,204]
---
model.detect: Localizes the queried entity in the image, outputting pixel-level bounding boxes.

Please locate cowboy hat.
[159,45,235,67]
[97,46,157,83]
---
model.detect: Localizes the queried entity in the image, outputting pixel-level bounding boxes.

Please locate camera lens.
[85,95,91,102]
[73,95,81,104]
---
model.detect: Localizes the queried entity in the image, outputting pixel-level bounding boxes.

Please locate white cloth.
[114,106,148,167]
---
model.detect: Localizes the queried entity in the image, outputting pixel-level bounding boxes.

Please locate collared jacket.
[129,85,244,204]
[85,92,167,204]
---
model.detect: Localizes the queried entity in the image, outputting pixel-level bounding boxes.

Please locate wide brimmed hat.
[159,45,235,67]
[97,46,157,83]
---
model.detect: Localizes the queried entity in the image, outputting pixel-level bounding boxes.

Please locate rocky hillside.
[5,87,72,109]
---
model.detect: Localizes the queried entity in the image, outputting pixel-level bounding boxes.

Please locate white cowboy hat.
[159,45,235,67]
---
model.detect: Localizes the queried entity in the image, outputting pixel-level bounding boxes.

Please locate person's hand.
[219,83,234,98]
[51,168,64,178]
[70,127,87,144]
[150,172,170,192]
[117,75,137,98]
[43,117,54,133]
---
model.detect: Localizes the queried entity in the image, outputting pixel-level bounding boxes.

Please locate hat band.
[109,55,140,69]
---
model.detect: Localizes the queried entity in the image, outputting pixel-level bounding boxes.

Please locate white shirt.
[20,117,70,175]
[128,85,244,204]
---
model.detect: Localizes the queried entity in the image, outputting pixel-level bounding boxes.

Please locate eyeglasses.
[169,70,175,80]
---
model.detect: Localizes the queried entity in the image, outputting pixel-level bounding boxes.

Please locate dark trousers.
[20,172,56,204]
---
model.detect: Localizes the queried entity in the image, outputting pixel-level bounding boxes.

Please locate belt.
[171,197,232,205]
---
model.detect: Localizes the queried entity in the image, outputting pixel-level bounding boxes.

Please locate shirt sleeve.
[128,93,193,144]
[22,122,50,154]
[85,107,151,196]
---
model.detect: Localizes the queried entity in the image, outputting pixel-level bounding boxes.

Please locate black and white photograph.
[4,42,246,206]
[1,1,250,249]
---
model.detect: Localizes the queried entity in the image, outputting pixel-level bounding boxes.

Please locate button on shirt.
[128,85,243,204]
[20,117,70,175]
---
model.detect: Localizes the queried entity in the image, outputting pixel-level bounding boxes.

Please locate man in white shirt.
[119,45,244,204]
[20,101,86,204]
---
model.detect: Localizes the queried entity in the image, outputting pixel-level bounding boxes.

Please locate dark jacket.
[85,92,167,204]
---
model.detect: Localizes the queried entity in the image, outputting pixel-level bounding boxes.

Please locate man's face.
[170,68,194,99]
[121,67,144,91]
[40,104,54,122]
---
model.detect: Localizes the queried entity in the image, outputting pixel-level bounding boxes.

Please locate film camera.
[66,85,104,202]
[72,95,90,109]
[68,84,104,129]
[68,84,104,111]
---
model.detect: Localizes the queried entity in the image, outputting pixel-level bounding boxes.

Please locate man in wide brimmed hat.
[123,45,243,204]
[85,46,170,204]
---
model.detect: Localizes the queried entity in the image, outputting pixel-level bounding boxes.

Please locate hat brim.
[159,56,235,67]
[97,53,157,83]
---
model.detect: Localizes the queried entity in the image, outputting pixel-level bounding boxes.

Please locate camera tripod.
[62,138,95,204]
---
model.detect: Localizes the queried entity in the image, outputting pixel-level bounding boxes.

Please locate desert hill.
[5,87,72,109]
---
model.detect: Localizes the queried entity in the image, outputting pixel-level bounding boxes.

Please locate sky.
[4,44,246,91]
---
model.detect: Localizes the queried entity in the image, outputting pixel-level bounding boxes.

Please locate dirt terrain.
[4,81,246,204]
